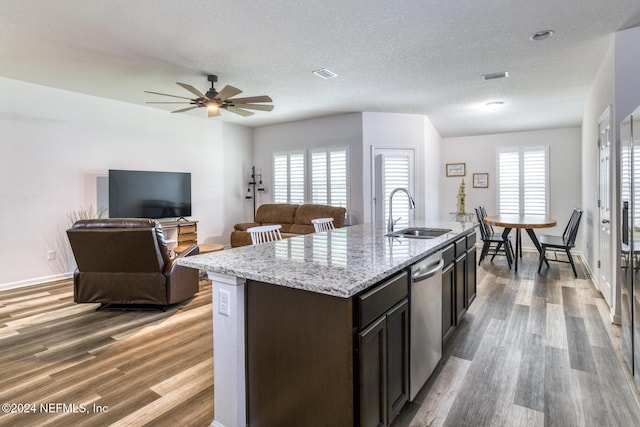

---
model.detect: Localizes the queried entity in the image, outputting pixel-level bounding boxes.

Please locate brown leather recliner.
[66,218,200,309]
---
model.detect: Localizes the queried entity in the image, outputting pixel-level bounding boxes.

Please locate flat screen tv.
[109,169,192,220]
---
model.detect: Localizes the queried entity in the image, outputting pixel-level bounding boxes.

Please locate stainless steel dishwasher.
[409,252,443,401]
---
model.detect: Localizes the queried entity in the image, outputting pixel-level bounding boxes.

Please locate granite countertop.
[178,221,477,298]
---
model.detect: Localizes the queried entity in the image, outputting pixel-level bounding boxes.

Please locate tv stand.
[161,220,198,255]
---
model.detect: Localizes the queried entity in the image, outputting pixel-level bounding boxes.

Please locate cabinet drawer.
[179,225,197,234]
[178,232,197,243]
[442,244,455,266]
[455,237,466,257]
[466,231,476,249]
[358,271,408,329]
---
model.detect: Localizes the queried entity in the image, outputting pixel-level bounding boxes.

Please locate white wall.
[362,112,441,223]
[441,127,582,250]
[252,112,442,226]
[253,113,365,223]
[615,26,640,128]
[0,77,252,289]
[582,37,616,316]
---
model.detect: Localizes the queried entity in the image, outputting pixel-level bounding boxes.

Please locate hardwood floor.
[395,252,640,427]
[2,252,640,426]
[0,279,214,426]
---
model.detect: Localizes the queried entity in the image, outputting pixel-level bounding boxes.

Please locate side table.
[174,243,224,256]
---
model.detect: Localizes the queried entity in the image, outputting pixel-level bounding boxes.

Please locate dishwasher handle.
[412,259,444,282]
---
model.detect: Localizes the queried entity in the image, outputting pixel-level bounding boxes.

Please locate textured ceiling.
[1,0,639,137]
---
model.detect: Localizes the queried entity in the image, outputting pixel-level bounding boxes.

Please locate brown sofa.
[66,218,200,309]
[231,204,347,247]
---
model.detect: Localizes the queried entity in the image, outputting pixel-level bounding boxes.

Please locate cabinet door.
[466,247,477,306]
[359,316,387,427]
[455,254,467,323]
[442,262,455,342]
[386,299,409,425]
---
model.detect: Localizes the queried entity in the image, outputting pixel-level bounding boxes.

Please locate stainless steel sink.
[387,227,452,239]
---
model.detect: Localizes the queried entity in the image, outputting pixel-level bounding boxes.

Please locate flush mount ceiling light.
[486,101,505,112]
[482,71,509,81]
[530,30,554,41]
[312,68,338,79]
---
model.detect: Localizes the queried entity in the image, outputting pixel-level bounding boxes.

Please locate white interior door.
[372,148,415,228]
[598,107,613,307]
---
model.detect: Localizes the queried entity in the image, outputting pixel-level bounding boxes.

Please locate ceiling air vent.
[530,30,554,41]
[482,71,509,81]
[313,68,338,79]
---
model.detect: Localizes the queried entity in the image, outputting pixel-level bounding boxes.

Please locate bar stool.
[247,224,283,245]
[311,217,335,232]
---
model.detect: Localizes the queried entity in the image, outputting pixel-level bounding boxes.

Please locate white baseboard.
[0,272,73,292]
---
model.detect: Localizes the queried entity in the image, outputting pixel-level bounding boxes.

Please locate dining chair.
[311,217,335,232]
[537,208,583,277]
[475,207,513,268]
[478,205,514,258]
[247,224,283,245]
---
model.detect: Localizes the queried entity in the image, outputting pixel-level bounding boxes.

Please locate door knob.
[602,219,610,224]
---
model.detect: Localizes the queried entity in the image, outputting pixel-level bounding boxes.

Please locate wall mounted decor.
[446,163,466,177]
[473,173,489,188]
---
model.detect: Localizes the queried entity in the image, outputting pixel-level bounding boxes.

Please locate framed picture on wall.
[473,173,489,188]
[446,163,466,177]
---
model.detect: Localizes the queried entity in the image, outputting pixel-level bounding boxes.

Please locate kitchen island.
[178,220,476,427]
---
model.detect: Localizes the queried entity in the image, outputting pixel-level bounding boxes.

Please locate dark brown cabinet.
[359,316,387,427]
[244,231,475,426]
[442,231,477,345]
[467,245,477,305]
[385,300,409,422]
[442,248,456,342]
[455,244,467,323]
[358,272,409,427]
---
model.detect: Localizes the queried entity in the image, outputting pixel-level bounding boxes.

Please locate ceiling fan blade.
[215,85,243,101]
[227,95,272,104]
[226,106,255,117]
[146,101,192,104]
[172,106,201,113]
[208,107,221,118]
[177,82,207,99]
[232,103,274,112]
[144,90,193,100]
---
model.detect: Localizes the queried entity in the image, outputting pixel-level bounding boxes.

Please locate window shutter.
[381,154,412,229]
[273,151,305,204]
[523,149,547,216]
[273,154,289,203]
[498,150,520,215]
[329,148,348,208]
[311,151,328,204]
[311,147,349,209]
[497,146,549,216]
[289,152,305,204]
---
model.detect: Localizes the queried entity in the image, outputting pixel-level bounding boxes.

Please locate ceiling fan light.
[206,102,220,111]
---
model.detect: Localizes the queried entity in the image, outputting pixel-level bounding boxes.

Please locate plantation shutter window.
[311,147,349,209]
[273,151,306,204]
[497,146,549,216]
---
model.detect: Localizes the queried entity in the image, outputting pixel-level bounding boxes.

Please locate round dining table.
[483,214,557,272]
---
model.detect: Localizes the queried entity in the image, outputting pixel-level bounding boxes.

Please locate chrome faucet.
[388,187,416,232]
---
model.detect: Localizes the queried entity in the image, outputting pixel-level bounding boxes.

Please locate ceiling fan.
[145,75,274,117]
